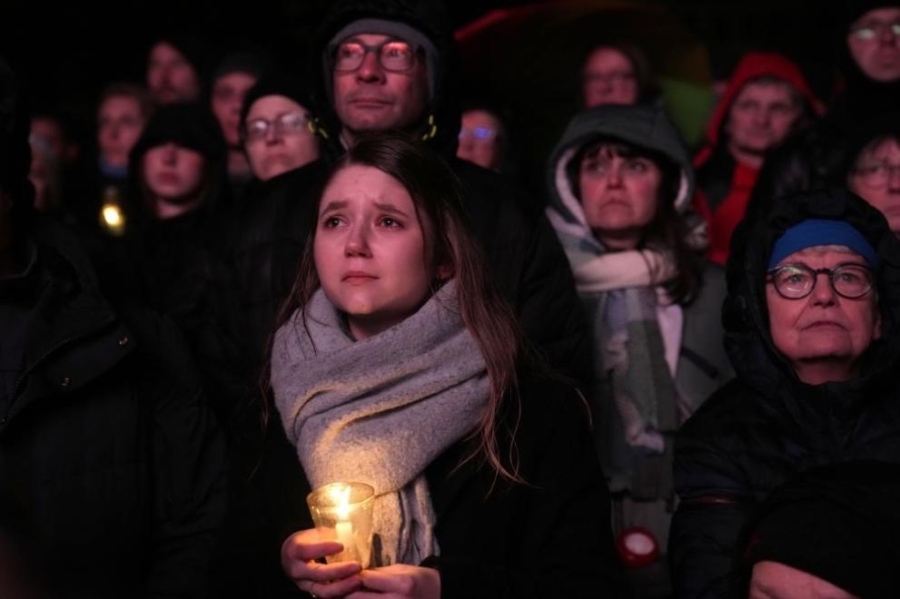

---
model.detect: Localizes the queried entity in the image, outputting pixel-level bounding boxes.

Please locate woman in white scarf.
[270,133,622,598]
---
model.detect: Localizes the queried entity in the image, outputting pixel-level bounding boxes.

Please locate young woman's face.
[314,164,437,340]
[578,145,661,249]
[142,143,206,204]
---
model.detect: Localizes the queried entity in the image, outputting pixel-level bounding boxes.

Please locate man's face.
[725,80,801,158]
[147,42,202,105]
[332,33,429,143]
[847,7,900,83]
[211,72,258,147]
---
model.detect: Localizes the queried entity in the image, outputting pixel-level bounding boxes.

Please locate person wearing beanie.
[737,461,900,599]
[239,70,320,182]
[670,187,900,598]
[145,30,218,105]
[209,48,276,195]
[841,111,900,237]
[546,103,732,599]
[0,54,225,598]
[299,0,592,384]
[748,3,900,216]
[107,102,234,378]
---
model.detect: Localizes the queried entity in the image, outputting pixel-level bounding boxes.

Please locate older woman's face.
[767,247,881,384]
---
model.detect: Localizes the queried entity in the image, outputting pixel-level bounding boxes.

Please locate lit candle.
[335,521,355,559]
[331,484,356,561]
[307,482,374,566]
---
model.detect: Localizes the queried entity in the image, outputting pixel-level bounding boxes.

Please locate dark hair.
[568,137,701,304]
[275,131,528,481]
[581,42,659,105]
[96,82,155,124]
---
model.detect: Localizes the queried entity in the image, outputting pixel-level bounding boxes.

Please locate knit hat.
[838,0,900,28]
[740,461,900,599]
[211,49,276,85]
[239,71,314,131]
[768,218,880,268]
[130,102,226,163]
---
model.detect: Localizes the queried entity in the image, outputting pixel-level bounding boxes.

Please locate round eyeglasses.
[333,40,418,73]
[242,112,310,142]
[767,263,875,300]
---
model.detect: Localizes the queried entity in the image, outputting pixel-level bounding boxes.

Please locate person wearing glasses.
[581,42,658,109]
[670,187,900,598]
[843,113,900,236]
[305,0,591,385]
[208,48,274,198]
[748,3,900,214]
[240,72,321,182]
[457,105,506,172]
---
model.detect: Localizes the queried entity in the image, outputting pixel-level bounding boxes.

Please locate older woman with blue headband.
[670,187,900,598]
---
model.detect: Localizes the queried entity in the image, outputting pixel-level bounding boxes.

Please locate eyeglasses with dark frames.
[766,263,875,300]
[332,39,418,73]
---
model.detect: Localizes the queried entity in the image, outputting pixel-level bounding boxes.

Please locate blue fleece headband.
[768,219,879,269]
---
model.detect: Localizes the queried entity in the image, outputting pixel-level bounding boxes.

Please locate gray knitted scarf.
[270,281,488,566]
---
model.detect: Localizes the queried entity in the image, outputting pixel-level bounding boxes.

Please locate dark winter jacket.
[747,3,900,221]
[283,375,625,599]
[0,218,226,598]
[670,188,900,598]
[305,0,591,384]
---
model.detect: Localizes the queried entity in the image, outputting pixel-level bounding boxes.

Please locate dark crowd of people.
[3,0,900,598]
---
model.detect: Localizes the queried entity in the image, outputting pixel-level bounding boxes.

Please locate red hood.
[695,52,825,168]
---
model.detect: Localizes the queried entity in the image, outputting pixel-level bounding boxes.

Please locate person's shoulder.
[448,157,545,220]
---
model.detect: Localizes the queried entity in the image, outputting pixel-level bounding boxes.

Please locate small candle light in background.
[307,482,375,567]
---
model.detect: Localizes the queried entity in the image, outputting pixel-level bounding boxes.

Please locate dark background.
[2,0,835,141]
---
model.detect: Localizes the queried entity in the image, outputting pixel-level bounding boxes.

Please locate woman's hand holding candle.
[281,529,363,597]
[347,565,440,599]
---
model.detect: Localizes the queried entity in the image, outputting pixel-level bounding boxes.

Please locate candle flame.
[328,483,352,519]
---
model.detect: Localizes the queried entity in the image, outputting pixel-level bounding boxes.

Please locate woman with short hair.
[671,187,900,598]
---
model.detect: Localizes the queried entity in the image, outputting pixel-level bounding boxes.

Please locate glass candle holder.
[306,482,375,567]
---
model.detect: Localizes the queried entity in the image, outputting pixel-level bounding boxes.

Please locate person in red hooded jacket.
[693,52,824,265]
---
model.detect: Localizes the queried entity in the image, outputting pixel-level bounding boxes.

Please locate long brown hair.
[275,131,528,482]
